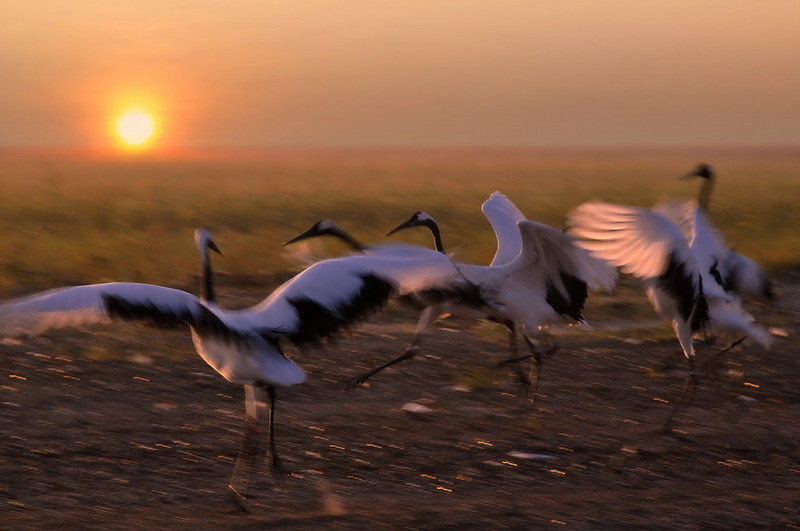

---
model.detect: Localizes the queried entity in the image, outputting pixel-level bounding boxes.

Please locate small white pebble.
[768,327,788,338]
[401,402,434,414]
[131,354,153,365]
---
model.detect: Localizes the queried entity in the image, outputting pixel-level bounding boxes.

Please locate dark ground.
[1,275,799,530]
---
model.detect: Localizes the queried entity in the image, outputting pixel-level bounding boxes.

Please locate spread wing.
[567,201,695,280]
[0,282,232,339]
[481,191,526,266]
[246,252,459,344]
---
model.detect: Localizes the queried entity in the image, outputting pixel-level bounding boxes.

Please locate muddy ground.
[1,275,799,530]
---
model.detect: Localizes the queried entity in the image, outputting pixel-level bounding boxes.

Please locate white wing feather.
[568,202,694,279]
[0,282,208,337]
[513,220,617,293]
[246,252,459,331]
[0,282,308,387]
[481,191,526,266]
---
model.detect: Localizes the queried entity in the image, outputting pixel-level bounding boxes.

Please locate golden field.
[1,146,798,296]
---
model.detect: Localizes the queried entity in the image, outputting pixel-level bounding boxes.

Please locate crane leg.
[346,346,420,389]
[346,306,437,389]
[228,385,261,512]
[496,333,559,404]
[523,336,543,405]
[264,385,287,485]
[494,324,528,385]
[704,335,748,380]
[663,356,700,431]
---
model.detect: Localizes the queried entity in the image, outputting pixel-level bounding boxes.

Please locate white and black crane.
[682,163,773,301]
[285,216,471,387]
[367,194,617,402]
[567,200,773,428]
[284,198,616,402]
[0,229,463,509]
[0,229,307,508]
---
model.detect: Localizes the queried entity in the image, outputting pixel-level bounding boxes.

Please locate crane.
[567,201,773,428]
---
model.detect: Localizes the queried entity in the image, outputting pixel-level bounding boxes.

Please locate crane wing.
[514,220,618,292]
[567,201,695,279]
[0,282,231,339]
[248,252,458,344]
[490,220,617,325]
[481,191,526,266]
[723,251,773,300]
[567,201,711,324]
[653,201,739,301]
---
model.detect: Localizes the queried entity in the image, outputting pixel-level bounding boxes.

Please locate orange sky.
[3,1,800,150]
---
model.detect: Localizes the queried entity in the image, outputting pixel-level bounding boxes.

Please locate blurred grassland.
[0,147,798,297]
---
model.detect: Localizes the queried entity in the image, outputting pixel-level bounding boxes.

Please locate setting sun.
[115,110,156,149]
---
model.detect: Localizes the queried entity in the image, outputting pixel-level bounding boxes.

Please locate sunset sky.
[3,1,800,150]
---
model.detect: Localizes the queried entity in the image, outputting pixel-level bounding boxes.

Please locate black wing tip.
[102,293,243,344]
[286,273,395,345]
[656,252,698,323]
[546,272,588,322]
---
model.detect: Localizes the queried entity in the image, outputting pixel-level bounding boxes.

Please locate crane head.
[681,163,714,180]
[284,219,347,246]
[195,228,223,256]
[386,211,437,236]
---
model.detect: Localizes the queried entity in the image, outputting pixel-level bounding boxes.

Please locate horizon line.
[1,142,799,158]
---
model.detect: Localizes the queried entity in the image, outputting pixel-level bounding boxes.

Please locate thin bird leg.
[264,384,286,477]
[663,356,700,432]
[523,335,543,404]
[704,336,748,380]
[497,333,560,366]
[228,385,262,512]
[346,305,437,389]
[494,324,530,385]
[496,333,560,402]
[346,347,419,388]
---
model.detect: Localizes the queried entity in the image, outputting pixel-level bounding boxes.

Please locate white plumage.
[682,163,773,301]
[283,195,616,401]
[285,216,467,387]
[370,193,616,399]
[0,228,460,508]
[567,200,773,426]
[391,193,617,329]
[454,217,618,330]
[0,272,306,389]
[723,251,773,301]
[481,190,526,267]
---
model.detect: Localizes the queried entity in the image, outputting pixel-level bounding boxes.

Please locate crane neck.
[339,231,368,252]
[200,249,216,304]
[424,220,446,254]
[697,174,714,211]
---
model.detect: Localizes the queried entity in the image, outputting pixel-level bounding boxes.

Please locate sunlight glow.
[115,110,156,149]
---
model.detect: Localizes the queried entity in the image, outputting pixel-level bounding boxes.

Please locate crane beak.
[208,241,223,255]
[386,218,416,237]
[284,227,316,246]
[680,164,711,180]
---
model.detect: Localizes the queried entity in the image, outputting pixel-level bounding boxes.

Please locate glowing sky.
[3,0,800,149]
